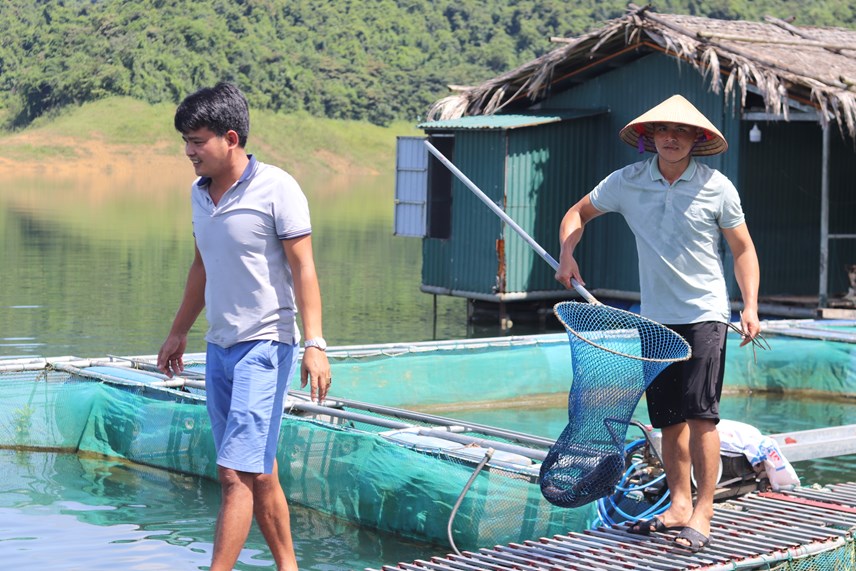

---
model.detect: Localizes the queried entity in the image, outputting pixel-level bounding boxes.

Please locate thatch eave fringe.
[699,48,722,93]
[424,4,856,138]
[590,25,623,54]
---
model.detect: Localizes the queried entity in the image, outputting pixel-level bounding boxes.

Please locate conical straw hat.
[619,95,728,156]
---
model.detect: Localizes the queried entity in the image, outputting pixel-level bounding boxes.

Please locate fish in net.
[540,301,691,508]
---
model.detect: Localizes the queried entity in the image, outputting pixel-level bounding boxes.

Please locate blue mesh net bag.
[540,301,692,508]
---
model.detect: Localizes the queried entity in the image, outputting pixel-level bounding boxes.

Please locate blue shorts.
[205,340,298,474]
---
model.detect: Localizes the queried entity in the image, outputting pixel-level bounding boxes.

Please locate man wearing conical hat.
[556,95,760,553]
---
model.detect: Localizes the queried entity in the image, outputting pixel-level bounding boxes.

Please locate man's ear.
[225,130,241,147]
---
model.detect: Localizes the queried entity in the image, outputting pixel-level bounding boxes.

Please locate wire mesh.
[540,301,692,508]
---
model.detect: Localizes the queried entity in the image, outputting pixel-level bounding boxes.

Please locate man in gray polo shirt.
[555,95,760,553]
[157,82,331,571]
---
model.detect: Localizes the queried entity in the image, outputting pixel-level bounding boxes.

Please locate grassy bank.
[0,97,421,179]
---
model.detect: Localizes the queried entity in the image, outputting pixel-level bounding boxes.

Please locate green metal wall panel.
[740,121,819,296]
[451,131,507,293]
[828,126,856,296]
[503,116,609,293]
[739,121,856,297]
[421,236,451,289]
[421,131,507,295]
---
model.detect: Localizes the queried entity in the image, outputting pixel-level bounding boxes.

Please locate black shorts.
[645,321,727,428]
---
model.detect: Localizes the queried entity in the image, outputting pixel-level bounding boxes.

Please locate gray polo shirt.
[191,156,311,348]
[589,156,745,324]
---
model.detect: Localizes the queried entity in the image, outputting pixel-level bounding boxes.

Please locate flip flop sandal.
[627,517,683,535]
[675,526,710,552]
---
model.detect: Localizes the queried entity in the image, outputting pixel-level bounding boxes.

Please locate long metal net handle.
[424,140,600,305]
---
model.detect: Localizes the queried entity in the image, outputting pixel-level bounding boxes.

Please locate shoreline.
[0,137,380,182]
[0,135,188,178]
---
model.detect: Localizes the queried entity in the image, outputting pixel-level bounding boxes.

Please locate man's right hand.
[157,334,187,378]
[556,194,601,291]
[555,255,584,291]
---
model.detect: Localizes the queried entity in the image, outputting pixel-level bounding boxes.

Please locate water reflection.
[0,450,438,570]
[1,170,202,358]
[0,170,476,359]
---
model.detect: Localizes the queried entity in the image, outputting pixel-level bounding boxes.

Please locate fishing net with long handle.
[421,141,693,509]
[540,301,692,508]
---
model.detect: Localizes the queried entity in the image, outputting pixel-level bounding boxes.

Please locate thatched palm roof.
[427,4,856,137]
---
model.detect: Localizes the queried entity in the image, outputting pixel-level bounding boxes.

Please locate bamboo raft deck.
[370,483,856,571]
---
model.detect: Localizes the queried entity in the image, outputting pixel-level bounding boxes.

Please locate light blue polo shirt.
[589,156,745,324]
[191,156,311,348]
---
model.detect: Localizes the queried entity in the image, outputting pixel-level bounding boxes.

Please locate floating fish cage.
[0,357,595,551]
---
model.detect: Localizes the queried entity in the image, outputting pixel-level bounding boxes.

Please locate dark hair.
[174,82,250,147]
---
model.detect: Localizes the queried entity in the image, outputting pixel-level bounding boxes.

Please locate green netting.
[0,373,96,450]
[183,336,574,408]
[767,538,855,571]
[280,420,593,548]
[0,367,596,551]
[177,330,856,409]
[540,302,691,508]
[728,336,856,394]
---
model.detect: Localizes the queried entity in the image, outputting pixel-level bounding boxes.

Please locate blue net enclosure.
[540,301,692,508]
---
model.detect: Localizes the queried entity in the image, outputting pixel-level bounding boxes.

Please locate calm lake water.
[0,168,479,359]
[1,165,855,569]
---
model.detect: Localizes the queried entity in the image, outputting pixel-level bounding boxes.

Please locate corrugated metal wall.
[504,116,608,293]
[421,130,507,294]
[422,117,614,297]
[828,125,856,296]
[451,131,507,293]
[741,121,820,295]
[740,121,856,296]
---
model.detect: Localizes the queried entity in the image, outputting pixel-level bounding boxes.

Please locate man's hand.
[157,334,187,378]
[738,308,761,348]
[555,255,584,291]
[301,347,332,403]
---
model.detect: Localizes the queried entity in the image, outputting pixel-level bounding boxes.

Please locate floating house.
[394,5,856,323]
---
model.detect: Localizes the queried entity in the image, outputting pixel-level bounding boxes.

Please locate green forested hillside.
[1,0,854,129]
